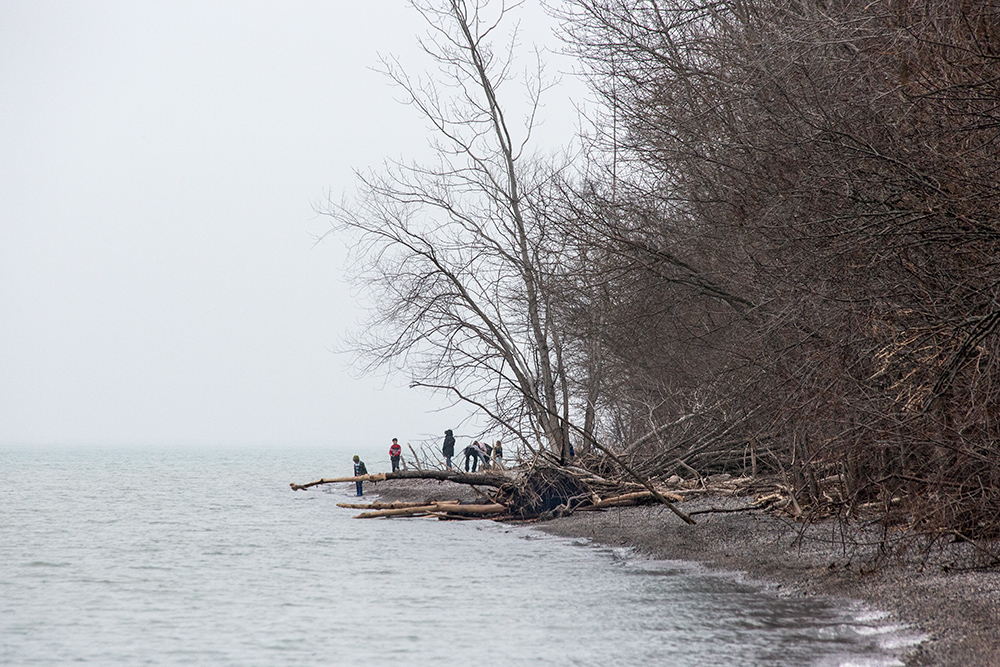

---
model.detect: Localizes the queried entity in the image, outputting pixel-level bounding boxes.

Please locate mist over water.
[1,447,916,666]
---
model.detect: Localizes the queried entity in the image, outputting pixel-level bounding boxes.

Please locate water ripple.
[0,446,919,666]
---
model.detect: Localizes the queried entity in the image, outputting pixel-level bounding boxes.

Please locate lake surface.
[1,446,919,665]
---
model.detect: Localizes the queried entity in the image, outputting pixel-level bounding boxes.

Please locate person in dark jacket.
[463,442,480,472]
[389,438,402,472]
[353,455,368,496]
[442,429,456,469]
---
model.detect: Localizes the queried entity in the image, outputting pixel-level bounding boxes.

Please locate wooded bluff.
[324,0,1000,563]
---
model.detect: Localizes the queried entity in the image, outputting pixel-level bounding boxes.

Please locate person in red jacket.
[389,438,402,472]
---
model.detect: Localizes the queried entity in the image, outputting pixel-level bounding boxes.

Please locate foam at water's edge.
[531,524,929,667]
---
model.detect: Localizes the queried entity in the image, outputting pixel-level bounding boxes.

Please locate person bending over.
[463,442,480,472]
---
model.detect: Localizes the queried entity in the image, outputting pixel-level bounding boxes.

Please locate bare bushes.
[562,0,1000,543]
[324,0,1000,546]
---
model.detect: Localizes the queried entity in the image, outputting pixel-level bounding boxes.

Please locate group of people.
[441,430,503,471]
[350,430,506,497]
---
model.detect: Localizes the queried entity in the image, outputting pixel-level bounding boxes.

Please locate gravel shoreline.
[541,500,1000,667]
[370,479,999,666]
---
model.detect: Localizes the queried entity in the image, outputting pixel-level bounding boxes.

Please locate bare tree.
[322,0,583,459]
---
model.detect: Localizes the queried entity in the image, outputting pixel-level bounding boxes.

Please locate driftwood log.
[289,469,511,492]
[290,473,386,490]
[336,501,452,510]
[581,490,684,509]
[353,502,507,519]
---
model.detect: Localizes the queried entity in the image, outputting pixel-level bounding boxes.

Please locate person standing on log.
[352,455,368,496]
[493,440,503,469]
[481,440,492,469]
[442,429,456,469]
[464,441,480,472]
[389,438,402,472]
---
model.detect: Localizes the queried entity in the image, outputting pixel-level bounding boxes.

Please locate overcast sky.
[0,1,583,449]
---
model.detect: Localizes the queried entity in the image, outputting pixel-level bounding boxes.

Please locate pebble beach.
[374,478,1000,666]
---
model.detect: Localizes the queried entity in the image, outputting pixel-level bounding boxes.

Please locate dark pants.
[391,455,400,472]
[445,455,452,469]
[464,451,478,472]
[355,481,363,496]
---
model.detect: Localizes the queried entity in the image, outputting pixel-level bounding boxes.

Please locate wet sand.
[372,479,999,666]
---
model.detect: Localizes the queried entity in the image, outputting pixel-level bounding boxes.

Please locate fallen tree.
[289,468,512,492]
[288,461,790,522]
[290,473,387,491]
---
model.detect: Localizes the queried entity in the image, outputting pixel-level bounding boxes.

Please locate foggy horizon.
[1,1,580,448]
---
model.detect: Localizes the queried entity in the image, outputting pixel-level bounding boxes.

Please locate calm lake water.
[1,446,918,666]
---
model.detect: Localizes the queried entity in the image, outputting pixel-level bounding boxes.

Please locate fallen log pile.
[289,461,818,524]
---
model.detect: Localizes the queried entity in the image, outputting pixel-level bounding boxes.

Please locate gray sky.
[0,1,580,449]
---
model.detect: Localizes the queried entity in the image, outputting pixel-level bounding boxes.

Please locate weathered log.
[431,502,506,515]
[354,502,506,519]
[336,501,452,510]
[290,469,512,492]
[383,469,512,488]
[581,490,684,509]
[354,504,438,518]
[290,473,386,491]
